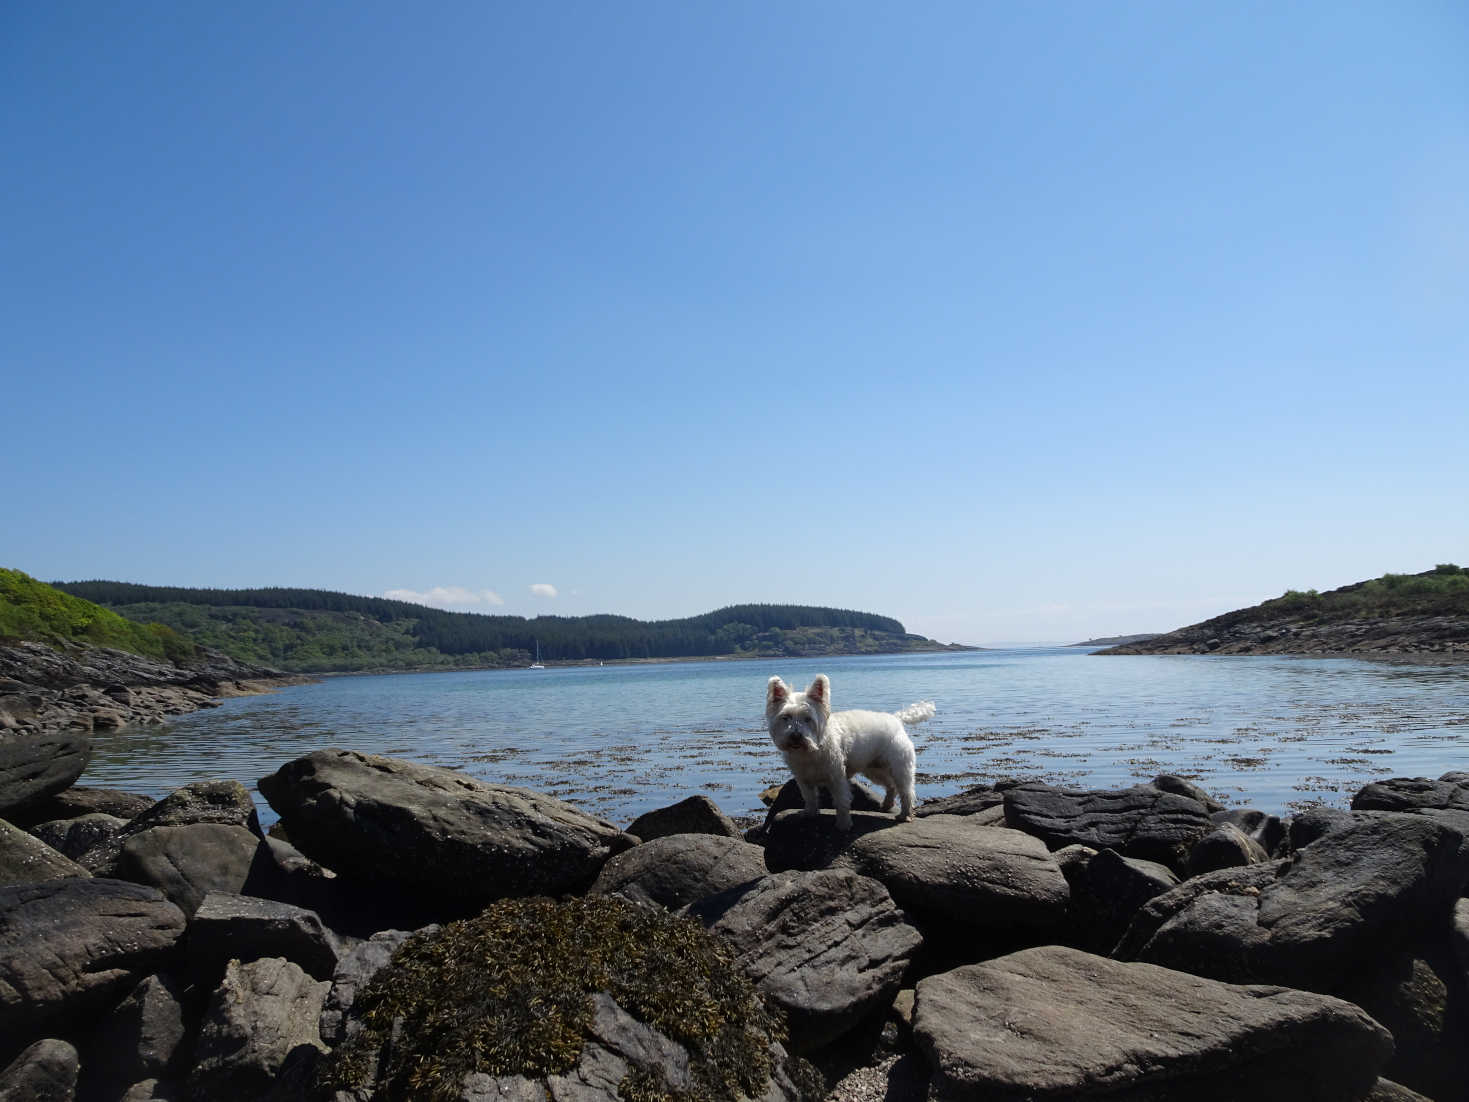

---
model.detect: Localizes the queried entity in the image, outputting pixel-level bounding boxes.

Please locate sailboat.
[529,640,545,669]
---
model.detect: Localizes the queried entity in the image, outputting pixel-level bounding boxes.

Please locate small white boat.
[529,640,545,669]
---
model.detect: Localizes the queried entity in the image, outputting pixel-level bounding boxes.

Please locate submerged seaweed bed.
[83,649,1469,826]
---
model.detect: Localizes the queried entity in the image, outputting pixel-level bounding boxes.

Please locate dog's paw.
[834,815,853,832]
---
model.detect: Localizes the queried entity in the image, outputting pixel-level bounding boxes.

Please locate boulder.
[913,945,1392,1101]
[78,780,261,877]
[1188,821,1270,876]
[6,786,153,829]
[0,731,90,817]
[28,812,127,861]
[188,957,330,1102]
[1211,807,1286,855]
[841,815,1070,942]
[1002,781,1214,874]
[746,778,885,844]
[1151,774,1226,812]
[1119,813,1469,988]
[1368,1081,1435,1102]
[625,795,740,841]
[0,817,90,884]
[78,973,191,1100]
[258,750,635,913]
[589,833,767,910]
[0,878,186,1054]
[0,1038,79,1101]
[761,809,897,873]
[1061,847,1180,955]
[114,823,263,917]
[187,892,346,984]
[687,868,922,1053]
[1353,775,1469,813]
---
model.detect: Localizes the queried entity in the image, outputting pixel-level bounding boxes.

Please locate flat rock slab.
[0,731,90,817]
[590,833,768,910]
[1353,775,1469,813]
[6,786,153,830]
[689,868,922,1053]
[913,945,1392,1101]
[1003,781,1213,874]
[625,795,740,841]
[0,878,186,1049]
[1120,813,1469,987]
[843,815,1069,937]
[188,891,345,982]
[0,817,90,885]
[258,749,636,911]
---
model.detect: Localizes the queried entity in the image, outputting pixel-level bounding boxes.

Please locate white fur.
[765,674,934,831]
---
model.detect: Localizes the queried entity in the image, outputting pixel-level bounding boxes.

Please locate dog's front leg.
[796,778,821,817]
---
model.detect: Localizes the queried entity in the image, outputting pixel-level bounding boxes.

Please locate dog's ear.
[805,674,830,714]
[766,676,789,715]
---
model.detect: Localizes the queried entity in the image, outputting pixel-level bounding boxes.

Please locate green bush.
[0,568,197,663]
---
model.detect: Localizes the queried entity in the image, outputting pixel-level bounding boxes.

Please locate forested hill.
[51,581,964,673]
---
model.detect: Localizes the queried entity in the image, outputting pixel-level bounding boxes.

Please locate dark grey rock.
[28,813,127,861]
[0,878,186,1053]
[913,945,1393,1101]
[1353,776,1469,813]
[79,973,190,1099]
[0,817,90,885]
[115,823,263,917]
[1119,813,1469,988]
[1368,1078,1437,1101]
[1151,774,1225,812]
[747,778,885,844]
[258,750,635,913]
[6,786,153,830]
[761,809,897,873]
[589,833,767,910]
[318,927,433,1048]
[0,1038,79,1101]
[1002,781,1213,874]
[688,868,921,1053]
[625,795,739,841]
[841,815,1069,940]
[1211,807,1286,855]
[0,732,90,817]
[188,957,329,1102]
[78,780,261,877]
[1188,821,1270,876]
[118,1080,180,1102]
[915,783,1008,818]
[1289,806,1355,851]
[188,892,346,983]
[1061,847,1180,955]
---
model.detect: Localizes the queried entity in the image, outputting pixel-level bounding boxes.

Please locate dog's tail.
[894,700,936,726]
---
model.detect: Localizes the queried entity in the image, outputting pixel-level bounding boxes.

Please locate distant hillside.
[1098,565,1469,662]
[51,581,967,673]
[0,569,197,664]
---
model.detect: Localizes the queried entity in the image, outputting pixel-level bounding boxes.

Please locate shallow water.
[84,648,1469,828]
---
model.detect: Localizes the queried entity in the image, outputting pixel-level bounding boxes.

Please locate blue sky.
[5,2,1466,644]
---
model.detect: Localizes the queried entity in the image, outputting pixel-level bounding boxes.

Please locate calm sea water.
[84,648,1469,829]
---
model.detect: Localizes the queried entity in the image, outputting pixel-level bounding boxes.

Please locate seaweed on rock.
[318,895,819,1101]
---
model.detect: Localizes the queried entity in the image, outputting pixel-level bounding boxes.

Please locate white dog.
[765,674,935,831]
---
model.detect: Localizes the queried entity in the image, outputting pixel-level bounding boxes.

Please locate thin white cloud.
[530,583,558,599]
[384,586,506,610]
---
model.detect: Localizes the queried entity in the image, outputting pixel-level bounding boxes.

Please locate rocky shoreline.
[3,722,1469,1100]
[0,640,309,738]
[1097,613,1469,664]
